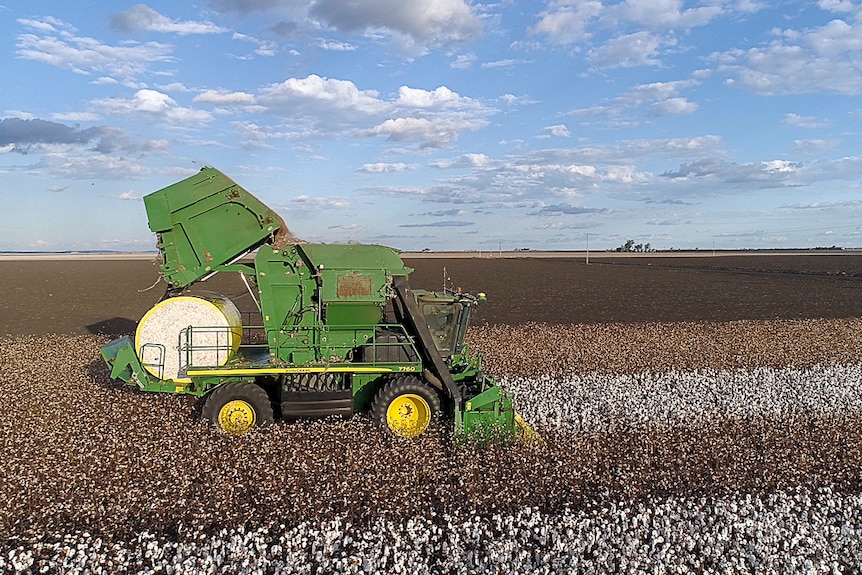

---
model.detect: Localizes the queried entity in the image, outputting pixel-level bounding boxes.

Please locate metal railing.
[177,323,421,372]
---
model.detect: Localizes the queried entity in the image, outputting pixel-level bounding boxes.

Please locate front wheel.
[201,381,273,435]
[371,376,442,438]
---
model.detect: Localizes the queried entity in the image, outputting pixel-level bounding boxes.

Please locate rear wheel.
[202,381,273,435]
[371,376,442,438]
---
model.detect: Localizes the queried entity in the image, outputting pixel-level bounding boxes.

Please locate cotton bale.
[135,295,242,382]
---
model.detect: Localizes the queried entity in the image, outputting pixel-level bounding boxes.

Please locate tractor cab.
[413,290,485,359]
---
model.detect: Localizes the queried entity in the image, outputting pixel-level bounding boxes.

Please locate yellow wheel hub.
[217,400,257,435]
[386,394,431,438]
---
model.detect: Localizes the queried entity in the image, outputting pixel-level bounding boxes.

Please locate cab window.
[422,303,462,354]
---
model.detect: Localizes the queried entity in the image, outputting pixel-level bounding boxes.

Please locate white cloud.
[194,89,256,105]
[257,75,385,116]
[762,160,798,173]
[310,0,482,49]
[431,153,491,169]
[588,31,668,68]
[818,0,858,13]
[110,5,229,35]
[16,17,173,81]
[529,1,603,44]
[451,53,476,69]
[569,79,699,123]
[716,17,862,94]
[650,97,698,115]
[317,38,356,51]
[396,86,472,108]
[620,80,699,105]
[544,124,571,137]
[610,0,723,29]
[251,75,494,148]
[482,59,524,69]
[783,113,828,128]
[95,89,213,124]
[17,17,64,34]
[4,110,37,120]
[365,117,485,148]
[358,162,414,173]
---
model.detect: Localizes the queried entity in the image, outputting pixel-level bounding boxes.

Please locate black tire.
[201,381,273,435]
[371,376,442,438]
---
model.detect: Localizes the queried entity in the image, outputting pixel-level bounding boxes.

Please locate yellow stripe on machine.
[186,366,396,377]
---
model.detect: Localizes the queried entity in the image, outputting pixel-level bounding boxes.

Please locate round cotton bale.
[135,295,242,383]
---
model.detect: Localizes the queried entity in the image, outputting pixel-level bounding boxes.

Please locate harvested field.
[2,254,862,573]
[3,253,862,335]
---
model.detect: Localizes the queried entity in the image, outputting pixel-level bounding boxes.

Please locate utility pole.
[586,232,590,265]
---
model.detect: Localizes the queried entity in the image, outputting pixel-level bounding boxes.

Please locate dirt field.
[4,252,862,571]
[3,253,861,335]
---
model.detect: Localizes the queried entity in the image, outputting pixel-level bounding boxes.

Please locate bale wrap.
[135,295,242,383]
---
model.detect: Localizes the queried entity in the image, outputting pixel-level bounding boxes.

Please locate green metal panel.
[457,384,517,440]
[144,167,284,289]
[324,303,382,326]
[298,243,411,279]
[255,243,414,365]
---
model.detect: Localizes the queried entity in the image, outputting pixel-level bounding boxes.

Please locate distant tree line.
[615,239,653,253]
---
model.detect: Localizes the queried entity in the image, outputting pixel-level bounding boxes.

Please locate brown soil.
[3,254,862,336]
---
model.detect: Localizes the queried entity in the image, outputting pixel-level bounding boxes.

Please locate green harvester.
[101,167,535,441]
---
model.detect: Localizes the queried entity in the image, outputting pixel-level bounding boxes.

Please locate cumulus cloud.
[588,31,668,68]
[110,5,228,35]
[716,16,862,94]
[365,117,485,148]
[310,0,482,49]
[530,0,725,47]
[229,76,497,148]
[396,86,472,108]
[650,97,698,115]
[608,0,723,29]
[529,1,603,44]
[193,89,256,105]
[94,89,213,124]
[431,153,491,169]
[257,75,385,117]
[544,124,571,137]
[16,17,173,81]
[818,0,857,12]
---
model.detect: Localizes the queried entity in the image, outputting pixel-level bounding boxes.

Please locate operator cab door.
[418,299,465,358]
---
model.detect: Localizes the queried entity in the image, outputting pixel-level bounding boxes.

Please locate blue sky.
[1,1,861,252]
